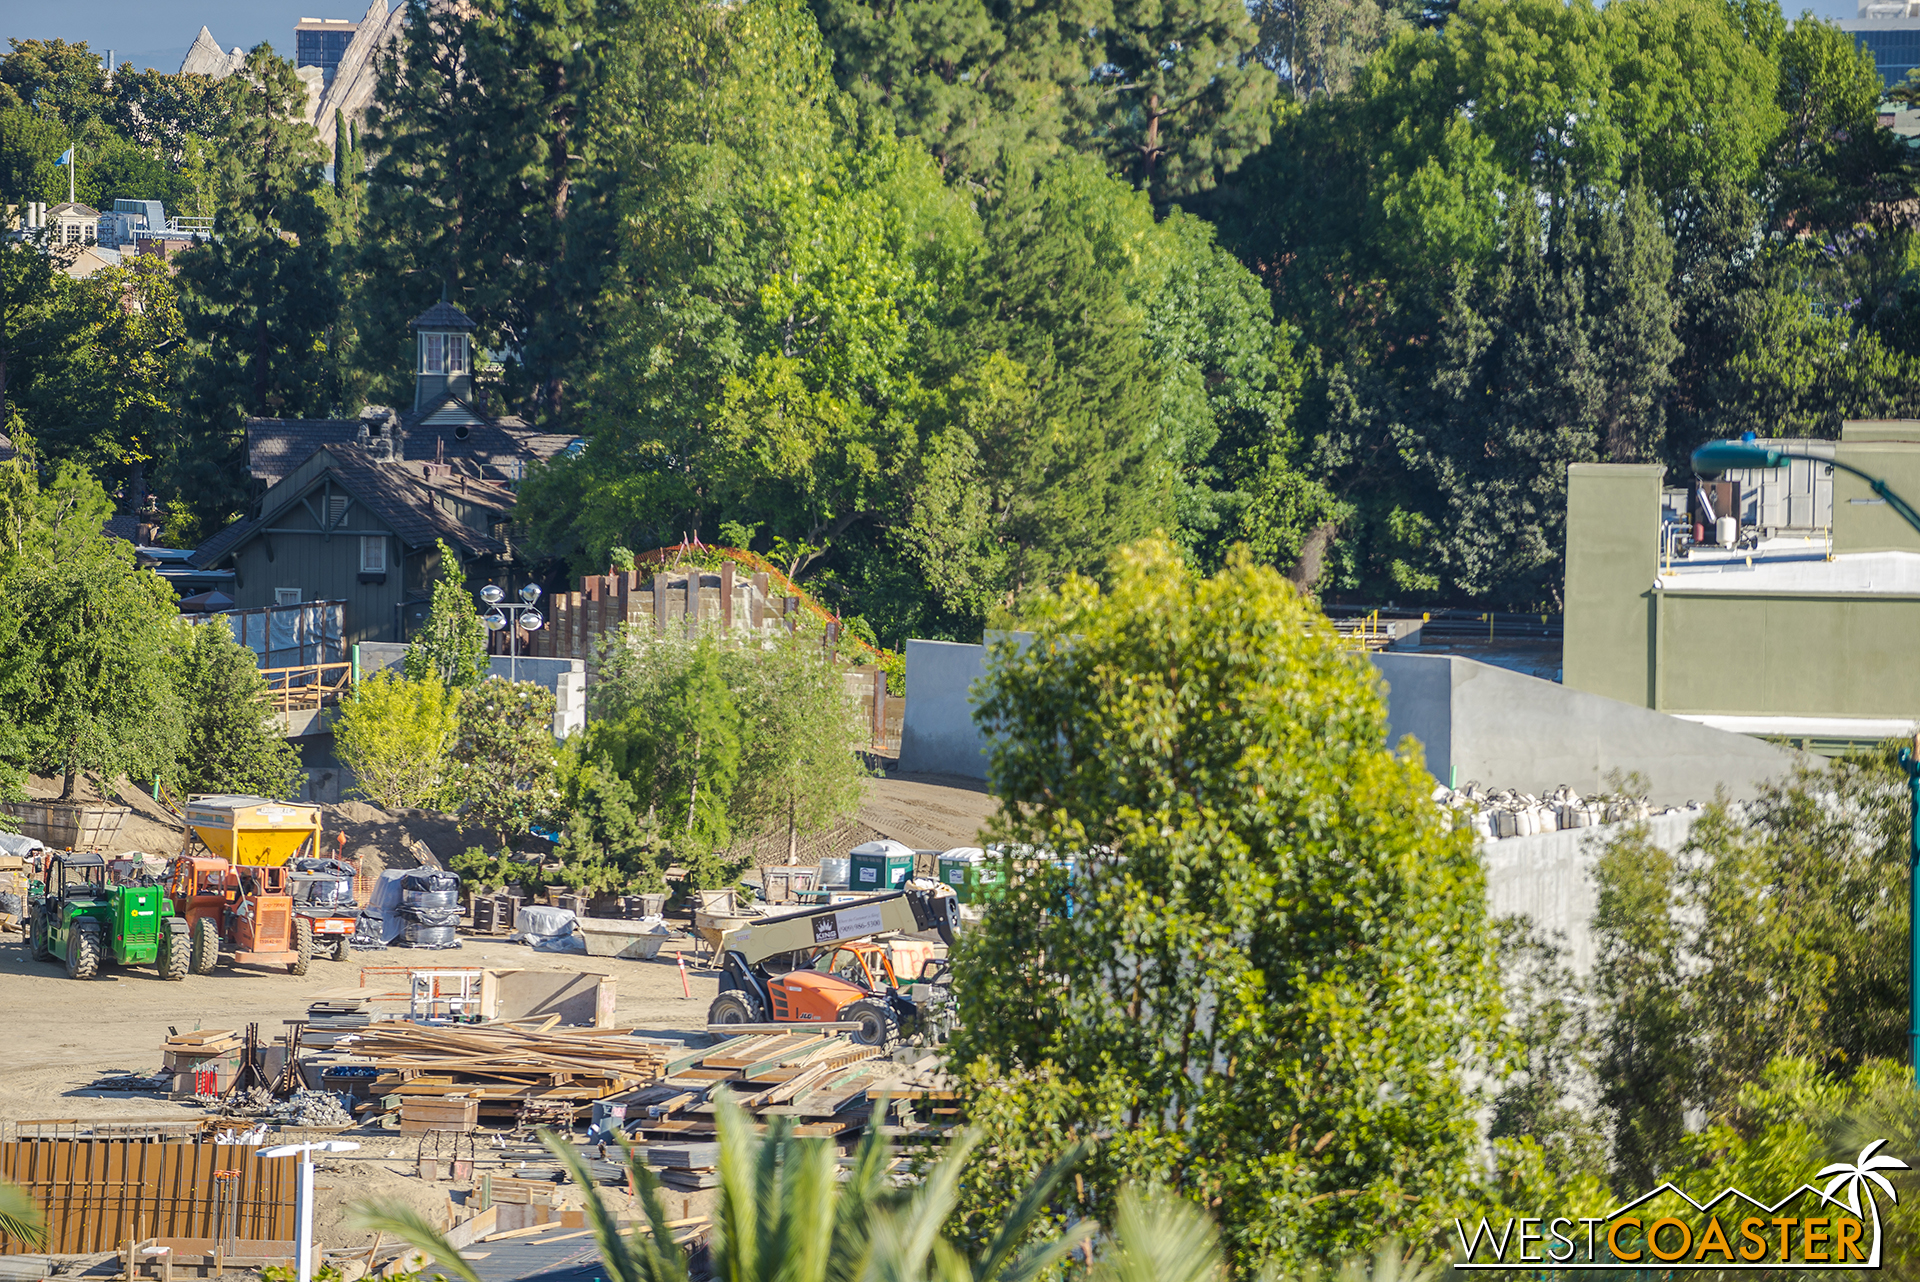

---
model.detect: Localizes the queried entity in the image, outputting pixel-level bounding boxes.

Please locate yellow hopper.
[185,795,321,867]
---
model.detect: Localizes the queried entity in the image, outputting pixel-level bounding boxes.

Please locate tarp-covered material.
[0,831,46,858]
[508,904,585,953]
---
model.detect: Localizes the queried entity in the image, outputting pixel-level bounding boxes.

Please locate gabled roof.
[248,401,577,485]
[47,202,100,218]
[410,300,476,331]
[193,444,514,570]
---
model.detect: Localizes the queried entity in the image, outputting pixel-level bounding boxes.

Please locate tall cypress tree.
[902,156,1168,611]
[172,45,339,532]
[353,0,621,421]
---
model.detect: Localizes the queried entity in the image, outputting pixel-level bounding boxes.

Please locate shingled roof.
[247,402,577,486]
[192,444,513,570]
[409,300,476,331]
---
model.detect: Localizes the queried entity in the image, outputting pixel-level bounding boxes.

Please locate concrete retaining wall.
[899,638,1799,802]
[1481,809,1699,975]
[1376,652,1799,804]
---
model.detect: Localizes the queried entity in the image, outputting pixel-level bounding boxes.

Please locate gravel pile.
[201,1087,356,1127]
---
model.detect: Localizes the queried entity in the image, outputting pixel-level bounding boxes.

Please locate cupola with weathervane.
[409,296,476,412]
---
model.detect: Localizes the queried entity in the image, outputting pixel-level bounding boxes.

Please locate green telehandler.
[28,851,188,980]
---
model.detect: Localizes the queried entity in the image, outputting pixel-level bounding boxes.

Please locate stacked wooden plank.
[867,1063,961,1140]
[345,1022,673,1128]
[623,1032,894,1148]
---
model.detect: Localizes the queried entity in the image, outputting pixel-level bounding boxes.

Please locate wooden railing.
[260,661,352,713]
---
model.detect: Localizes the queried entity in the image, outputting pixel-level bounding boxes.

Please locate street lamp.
[256,1139,360,1282]
[479,582,544,683]
[1693,439,1920,1086]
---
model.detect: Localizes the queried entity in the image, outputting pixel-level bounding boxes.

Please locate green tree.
[552,752,669,894]
[173,619,303,798]
[173,44,338,535]
[354,1095,1091,1282]
[1590,751,1909,1187]
[404,541,489,688]
[900,156,1167,618]
[952,538,1504,1271]
[1077,0,1277,200]
[353,0,621,419]
[333,670,456,811]
[28,254,187,478]
[806,0,1102,183]
[0,464,184,800]
[0,1177,45,1249]
[730,637,869,867]
[589,636,746,889]
[1,39,110,132]
[447,677,559,849]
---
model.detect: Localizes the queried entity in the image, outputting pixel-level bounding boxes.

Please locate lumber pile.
[346,1022,673,1128]
[620,1031,898,1157]
[866,1062,961,1140]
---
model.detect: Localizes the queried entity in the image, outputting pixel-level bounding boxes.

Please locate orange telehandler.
[706,886,957,1049]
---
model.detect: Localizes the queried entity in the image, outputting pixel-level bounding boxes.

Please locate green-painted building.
[1564,422,1920,750]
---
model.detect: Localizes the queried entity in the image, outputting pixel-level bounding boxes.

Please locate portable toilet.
[849,839,915,892]
[936,846,1003,904]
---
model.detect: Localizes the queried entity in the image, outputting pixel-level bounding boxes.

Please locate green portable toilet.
[937,846,1003,904]
[849,840,915,893]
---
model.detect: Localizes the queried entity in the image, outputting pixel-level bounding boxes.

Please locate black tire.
[707,990,764,1027]
[160,922,189,981]
[330,934,351,962]
[29,908,52,962]
[190,915,219,975]
[843,998,900,1051]
[66,927,99,980]
[289,916,313,976]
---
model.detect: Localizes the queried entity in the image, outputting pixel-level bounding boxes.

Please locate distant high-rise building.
[295,17,359,86]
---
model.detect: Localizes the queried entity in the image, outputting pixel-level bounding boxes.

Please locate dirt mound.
[321,802,475,878]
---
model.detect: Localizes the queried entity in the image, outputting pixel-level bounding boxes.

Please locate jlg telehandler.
[708,886,958,1049]
[29,851,188,980]
[166,795,322,975]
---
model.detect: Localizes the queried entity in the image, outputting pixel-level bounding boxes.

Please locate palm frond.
[1087,1185,1222,1282]
[347,1204,485,1282]
[0,1179,46,1249]
[974,1139,1090,1282]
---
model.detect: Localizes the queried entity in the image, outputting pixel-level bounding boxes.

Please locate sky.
[0,0,1870,75]
[0,0,371,72]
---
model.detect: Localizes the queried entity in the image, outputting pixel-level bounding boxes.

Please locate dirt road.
[0,932,721,1124]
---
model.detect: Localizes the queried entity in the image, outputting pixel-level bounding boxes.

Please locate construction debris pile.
[1434,784,1704,839]
[343,1021,674,1130]
[210,1087,356,1127]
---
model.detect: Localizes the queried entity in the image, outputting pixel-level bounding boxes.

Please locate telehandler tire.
[66,926,99,980]
[29,908,52,962]
[289,917,313,976]
[190,916,219,975]
[160,921,189,981]
[843,998,900,1051]
[708,991,765,1027]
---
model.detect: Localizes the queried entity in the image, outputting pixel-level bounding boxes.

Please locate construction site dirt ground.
[0,769,995,1261]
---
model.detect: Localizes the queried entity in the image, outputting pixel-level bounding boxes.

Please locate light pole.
[1693,439,1920,1085]
[256,1138,360,1282]
[479,582,544,684]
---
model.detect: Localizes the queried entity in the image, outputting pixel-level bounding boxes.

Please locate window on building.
[448,334,467,373]
[360,536,387,574]
[275,588,302,606]
[327,496,349,527]
[422,332,445,374]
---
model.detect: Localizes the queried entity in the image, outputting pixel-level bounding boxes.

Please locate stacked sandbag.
[1431,782,1697,841]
